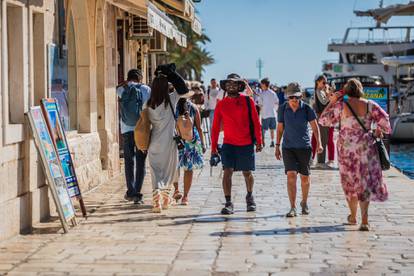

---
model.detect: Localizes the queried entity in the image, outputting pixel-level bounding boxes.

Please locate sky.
[196,0,413,87]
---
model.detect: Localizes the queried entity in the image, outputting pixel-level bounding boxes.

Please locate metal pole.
[256,58,264,80]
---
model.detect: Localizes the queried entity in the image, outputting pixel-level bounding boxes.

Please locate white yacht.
[323,2,414,85]
[323,26,413,85]
[323,1,414,141]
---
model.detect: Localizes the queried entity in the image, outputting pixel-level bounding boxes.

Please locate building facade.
[0,0,199,241]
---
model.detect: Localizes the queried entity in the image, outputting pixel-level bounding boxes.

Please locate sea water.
[391,143,414,179]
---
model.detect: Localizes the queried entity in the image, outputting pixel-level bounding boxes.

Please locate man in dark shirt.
[275,82,322,217]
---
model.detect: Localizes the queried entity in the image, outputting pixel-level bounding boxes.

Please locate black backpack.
[120,84,143,126]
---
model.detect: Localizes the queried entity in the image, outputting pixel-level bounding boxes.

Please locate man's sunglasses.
[288,96,301,100]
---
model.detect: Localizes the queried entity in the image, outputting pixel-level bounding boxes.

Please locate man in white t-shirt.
[204,78,224,131]
[258,78,279,147]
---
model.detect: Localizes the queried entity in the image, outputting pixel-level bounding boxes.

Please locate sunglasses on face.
[288,96,301,100]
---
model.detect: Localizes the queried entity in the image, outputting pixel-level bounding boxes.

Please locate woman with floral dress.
[173,98,205,205]
[319,79,391,231]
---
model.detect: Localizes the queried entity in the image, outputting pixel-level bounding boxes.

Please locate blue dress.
[177,103,204,171]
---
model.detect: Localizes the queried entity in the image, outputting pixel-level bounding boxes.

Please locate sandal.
[359,224,370,231]
[173,190,183,202]
[181,196,189,206]
[346,215,357,225]
[152,190,162,213]
[161,190,172,210]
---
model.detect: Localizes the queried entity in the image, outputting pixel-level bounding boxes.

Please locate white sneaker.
[327,160,335,167]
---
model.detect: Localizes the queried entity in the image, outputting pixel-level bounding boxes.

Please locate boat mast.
[376,0,384,27]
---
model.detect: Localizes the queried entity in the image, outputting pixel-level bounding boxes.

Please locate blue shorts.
[262,117,277,130]
[221,144,255,172]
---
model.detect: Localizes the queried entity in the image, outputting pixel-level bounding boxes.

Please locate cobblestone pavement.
[1,146,414,275]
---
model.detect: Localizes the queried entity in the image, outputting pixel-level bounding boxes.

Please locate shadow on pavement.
[209,224,354,236]
[83,212,226,225]
[159,214,285,226]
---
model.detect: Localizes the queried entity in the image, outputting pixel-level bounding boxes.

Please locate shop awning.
[111,0,188,48]
[147,2,175,39]
[109,0,147,17]
[173,27,187,48]
[152,0,202,35]
[355,1,414,23]
[153,0,195,21]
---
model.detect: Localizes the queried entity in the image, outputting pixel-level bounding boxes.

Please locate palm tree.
[168,18,214,81]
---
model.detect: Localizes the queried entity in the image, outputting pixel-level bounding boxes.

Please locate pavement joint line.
[2,234,62,275]
[1,143,414,274]
[1,172,124,275]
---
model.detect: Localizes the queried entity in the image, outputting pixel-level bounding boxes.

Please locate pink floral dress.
[319,100,391,202]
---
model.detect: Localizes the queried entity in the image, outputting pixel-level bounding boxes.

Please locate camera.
[209,153,221,167]
[173,135,185,150]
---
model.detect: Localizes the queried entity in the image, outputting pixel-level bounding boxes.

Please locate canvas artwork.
[41,99,81,197]
[27,107,76,231]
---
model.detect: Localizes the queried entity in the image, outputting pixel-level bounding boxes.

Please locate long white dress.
[147,92,179,190]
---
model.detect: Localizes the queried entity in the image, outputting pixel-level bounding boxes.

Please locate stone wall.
[0,0,120,242]
[67,132,109,193]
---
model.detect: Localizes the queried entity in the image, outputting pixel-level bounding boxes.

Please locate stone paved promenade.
[1,147,414,275]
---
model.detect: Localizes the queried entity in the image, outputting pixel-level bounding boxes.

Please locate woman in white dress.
[146,65,189,213]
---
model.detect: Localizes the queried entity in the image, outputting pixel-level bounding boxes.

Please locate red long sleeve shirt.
[211,95,262,152]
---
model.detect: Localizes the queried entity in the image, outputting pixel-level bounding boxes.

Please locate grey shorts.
[262,117,277,130]
[282,148,312,176]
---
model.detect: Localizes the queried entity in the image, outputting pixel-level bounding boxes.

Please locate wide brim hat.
[285,82,303,97]
[179,90,195,99]
[220,73,246,91]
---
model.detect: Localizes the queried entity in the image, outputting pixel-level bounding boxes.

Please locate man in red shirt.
[211,74,263,215]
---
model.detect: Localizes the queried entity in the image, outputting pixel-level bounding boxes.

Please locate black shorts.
[282,148,312,176]
[221,144,255,172]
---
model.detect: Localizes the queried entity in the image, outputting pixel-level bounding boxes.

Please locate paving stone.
[0,146,413,274]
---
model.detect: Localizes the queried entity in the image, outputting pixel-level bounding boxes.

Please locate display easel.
[41,98,87,217]
[27,107,77,232]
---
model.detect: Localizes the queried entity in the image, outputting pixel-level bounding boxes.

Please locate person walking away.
[275,82,322,217]
[277,86,287,106]
[211,73,263,215]
[311,74,333,168]
[319,79,391,231]
[258,78,279,147]
[173,98,206,205]
[204,78,224,132]
[117,69,151,204]
[146,63,189,213]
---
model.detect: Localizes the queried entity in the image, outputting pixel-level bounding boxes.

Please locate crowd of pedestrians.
[119,63,391,232]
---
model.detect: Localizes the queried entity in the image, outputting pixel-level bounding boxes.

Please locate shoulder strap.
[167,98,177,122]
[245,96,256,144]
[345,101,368,133]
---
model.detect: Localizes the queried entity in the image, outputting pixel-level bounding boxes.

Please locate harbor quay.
[0,147,413,275]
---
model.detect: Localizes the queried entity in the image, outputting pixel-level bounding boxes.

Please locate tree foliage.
[168,18,214,81]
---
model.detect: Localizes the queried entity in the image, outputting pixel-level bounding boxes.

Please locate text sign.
[28,107,75,224]
[363,86,389,113]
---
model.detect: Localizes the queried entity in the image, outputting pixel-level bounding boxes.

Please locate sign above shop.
[174,27,187,48]
[148,2,174,39]
[192,15,202,36]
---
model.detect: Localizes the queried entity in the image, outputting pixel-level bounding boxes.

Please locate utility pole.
[256,58,264,80]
